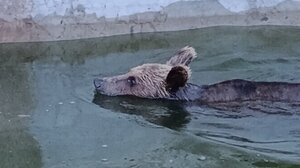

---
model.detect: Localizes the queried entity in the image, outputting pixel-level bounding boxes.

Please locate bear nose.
[94,78,104,89]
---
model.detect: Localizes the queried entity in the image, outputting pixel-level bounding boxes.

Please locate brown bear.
[94,46,300,103]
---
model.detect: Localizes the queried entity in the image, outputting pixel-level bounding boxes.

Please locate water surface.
[1,26,300,168]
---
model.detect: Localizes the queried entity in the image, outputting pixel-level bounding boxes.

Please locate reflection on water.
[93,93,191,130]
[187,103,300,160]
[1,26,300,167]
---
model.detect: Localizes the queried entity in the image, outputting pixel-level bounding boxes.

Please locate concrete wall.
[1,0,300,43]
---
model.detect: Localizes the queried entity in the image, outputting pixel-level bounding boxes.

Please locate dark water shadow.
[93,91,300,130]
[92,93,190,130]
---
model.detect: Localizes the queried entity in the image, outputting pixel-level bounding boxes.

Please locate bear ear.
[166,66,189,93]
[166,46,197,66]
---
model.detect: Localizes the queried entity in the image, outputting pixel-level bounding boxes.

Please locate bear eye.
[127,76,136,87]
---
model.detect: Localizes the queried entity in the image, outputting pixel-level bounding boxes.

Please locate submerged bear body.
[94,47,300,103]
[169,79,300,102]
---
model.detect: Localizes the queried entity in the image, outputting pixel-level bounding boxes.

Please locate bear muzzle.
[94,78,104,89]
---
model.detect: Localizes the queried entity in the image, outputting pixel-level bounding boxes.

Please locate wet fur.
[166,66,188,93]
[94,46,195,99]
[94,46,300,103]
[200,79,300,102]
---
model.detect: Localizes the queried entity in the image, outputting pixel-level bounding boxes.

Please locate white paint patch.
[18,114,31,118]
[101,158,108,162]
[198,155,206,161]
[218,0,249,12]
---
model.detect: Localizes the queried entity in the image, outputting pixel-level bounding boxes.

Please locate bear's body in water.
[94,46,300,103]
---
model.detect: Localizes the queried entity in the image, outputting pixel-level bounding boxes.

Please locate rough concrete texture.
[1,0,300,43]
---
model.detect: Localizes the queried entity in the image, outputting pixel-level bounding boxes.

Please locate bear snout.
[94,78,104,89]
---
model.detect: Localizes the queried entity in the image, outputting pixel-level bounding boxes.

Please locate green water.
[1,26,300,168]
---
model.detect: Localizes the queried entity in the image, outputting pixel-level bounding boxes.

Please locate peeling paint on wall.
[1,0,300,43]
